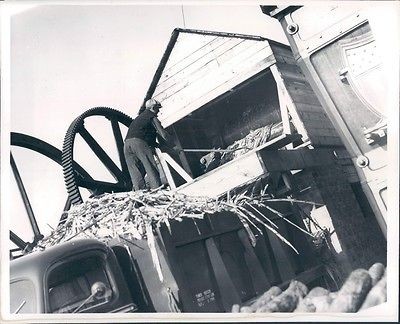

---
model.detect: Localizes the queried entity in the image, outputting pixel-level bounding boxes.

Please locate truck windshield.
[47,255,112,313]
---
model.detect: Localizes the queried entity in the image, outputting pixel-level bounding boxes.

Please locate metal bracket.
[338,67,349,82]
[363,120,387,145]
[356,155,369,168]
[287,22,299,35]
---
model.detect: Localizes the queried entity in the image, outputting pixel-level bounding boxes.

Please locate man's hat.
[145,98,161,109]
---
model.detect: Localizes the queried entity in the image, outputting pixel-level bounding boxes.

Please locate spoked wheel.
[10,132,93,259]
[62,107,133,206]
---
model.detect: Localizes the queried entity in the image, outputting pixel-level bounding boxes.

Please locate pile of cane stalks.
[34,188,300,250]
[31,187,310,280]
[219,122,284,165]
[232,262,387,313]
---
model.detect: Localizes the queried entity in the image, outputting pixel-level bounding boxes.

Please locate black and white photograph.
[1,1,398,322]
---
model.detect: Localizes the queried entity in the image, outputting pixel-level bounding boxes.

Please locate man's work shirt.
[125,109,168,147]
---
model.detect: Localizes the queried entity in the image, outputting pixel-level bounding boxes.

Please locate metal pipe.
[142,29,180,108]
[10,231,27,250]
[175,28,268,41]
[182,148,246,153]
[10,153,42,240]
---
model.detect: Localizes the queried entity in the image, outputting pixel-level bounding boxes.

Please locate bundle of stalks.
[219,122,283,165]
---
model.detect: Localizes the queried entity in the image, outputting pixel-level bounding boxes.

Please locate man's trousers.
[124,137,161,190]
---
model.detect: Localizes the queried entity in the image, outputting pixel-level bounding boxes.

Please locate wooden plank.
[295,100,341,141]
[176,134,300,197]
[169,126,194,177]
[302,120,337,133]
[155,38,245,95]
[174,225,243,247]
[161,34,220,74]
[237,229,271,296]
[274,66,295,149]
[259,133,303,151]
[120,239,179,312]
[177,151,264,197]
[274,62,307,82]
[284,210,317,271]
[261,152,300,172]
[312,135,344,147]
[266,226,296,283]
[163,42,271,100]
[275,76,292,135]
[165,217,211,244]
[215,231,257,301]
[160,54,276,127]
[342,165,360,183]
[155,148,176,189]
[285,82,319,98]
[291,102,325,113]
[175,240,223,312]
[155,39,267,98]
[274,53,297,65]
[181,48,273,100]
[285,87,322,106]
[217,39,267,66]
[306,127,340,137]
[269,43,296,61]
[159,36,224,84]
[301,148,336,167]
[298,110,327,120]
[285,79,316,94]
[258,148,336,172]
[160,152,193,182]
[165,36,242,76]
[270,64,309,141]
[156,47,272,107]
[300,116,333,127]
[334,147,352,159]
[253,230,282,285]
[298,110,329,122]
[156,226,220,312]
[274,217,304,274]
[205,238,242,311]
[155,42,271,102]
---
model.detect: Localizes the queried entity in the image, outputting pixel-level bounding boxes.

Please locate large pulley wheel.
[10,132,92,258]
[62,107,133,205]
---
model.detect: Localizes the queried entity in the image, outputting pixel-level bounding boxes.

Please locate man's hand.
[158,144,182,155]
[172,146,183,154]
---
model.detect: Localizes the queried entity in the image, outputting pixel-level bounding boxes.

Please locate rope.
[181,6,186,28]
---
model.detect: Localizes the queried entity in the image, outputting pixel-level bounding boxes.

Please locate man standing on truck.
[124,98,180,191]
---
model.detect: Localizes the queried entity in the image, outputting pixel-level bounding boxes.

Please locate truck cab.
[10,239,137,314]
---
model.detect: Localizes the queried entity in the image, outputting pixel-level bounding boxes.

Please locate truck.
[11,209,328,314]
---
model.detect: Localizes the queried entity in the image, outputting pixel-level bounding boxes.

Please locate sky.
[6,3,289,245]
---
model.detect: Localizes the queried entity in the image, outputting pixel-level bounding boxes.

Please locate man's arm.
[152,117,170,143]
[152,117,182,154]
